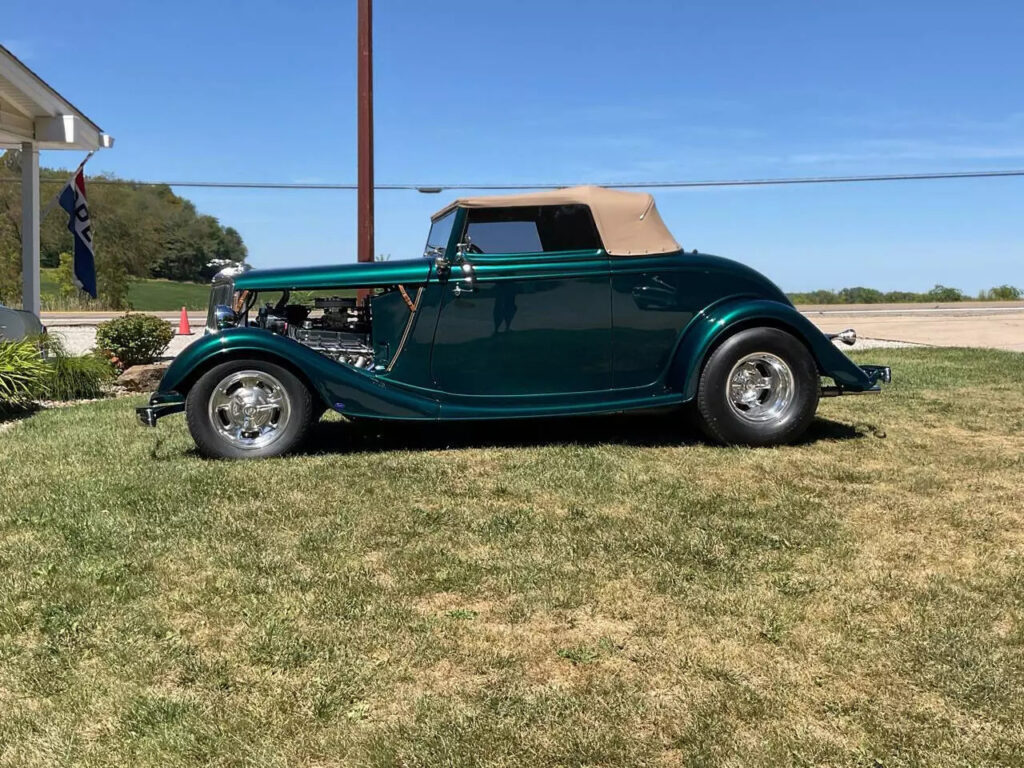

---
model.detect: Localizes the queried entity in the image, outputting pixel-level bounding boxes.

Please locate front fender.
[157,328,439,420]
[669,298,880,399]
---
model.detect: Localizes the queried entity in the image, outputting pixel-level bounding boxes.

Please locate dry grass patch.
[1,348,1022,766]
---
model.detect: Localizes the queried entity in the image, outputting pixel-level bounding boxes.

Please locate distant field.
[39,270,209,311]
[126,279,209,311]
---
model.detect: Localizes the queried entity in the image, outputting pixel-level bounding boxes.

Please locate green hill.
[1,149,246,310]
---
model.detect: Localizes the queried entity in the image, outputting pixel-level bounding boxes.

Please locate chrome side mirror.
[426,245,450,273]
[456,233,473,261]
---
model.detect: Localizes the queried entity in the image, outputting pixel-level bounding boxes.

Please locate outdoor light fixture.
[416,187,443,194]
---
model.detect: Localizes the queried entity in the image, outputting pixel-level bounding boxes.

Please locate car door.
[610,257,698,389]
[429,204,612,396]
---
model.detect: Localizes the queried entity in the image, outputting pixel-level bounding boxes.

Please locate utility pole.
[357,0,374,303]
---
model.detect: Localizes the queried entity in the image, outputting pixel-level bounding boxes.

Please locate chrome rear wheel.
[727,352,795,423]
[695,328,819,446]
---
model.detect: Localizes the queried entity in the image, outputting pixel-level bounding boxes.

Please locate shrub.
[95,313,174,367]
[0,339,49,411]
[44,354,115,400]
[0,247,20,305]
[788,289,839,305]
[837,286,885,304]
[38,335,115,401]
[881,291,920,303]
[97,254,131,310]
[926,284,964,302]
[56,252,81,299]
[979,284,1022,301]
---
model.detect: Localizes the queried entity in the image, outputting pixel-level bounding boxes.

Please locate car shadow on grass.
[293,412,863,456]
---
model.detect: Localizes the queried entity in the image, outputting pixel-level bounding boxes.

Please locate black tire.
[695,327,819,446]
[185,359,315,459]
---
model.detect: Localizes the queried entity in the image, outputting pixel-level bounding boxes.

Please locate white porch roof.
[0,44,113,150]
[1,43,113,317]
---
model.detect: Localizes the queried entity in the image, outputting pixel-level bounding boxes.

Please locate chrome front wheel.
[208,370,292,450]
[186,359,314,459]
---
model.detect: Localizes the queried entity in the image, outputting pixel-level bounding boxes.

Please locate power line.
[5,168,1024,191]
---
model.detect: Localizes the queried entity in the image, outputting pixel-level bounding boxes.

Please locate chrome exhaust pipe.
[827,328,857,346]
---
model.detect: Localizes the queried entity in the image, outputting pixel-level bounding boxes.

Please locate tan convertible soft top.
[431,185,681,256]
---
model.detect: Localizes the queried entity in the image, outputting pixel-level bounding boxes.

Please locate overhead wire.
[4,168,1024,191]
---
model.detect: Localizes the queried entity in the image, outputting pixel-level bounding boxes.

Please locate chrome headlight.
[206,265,248,333]
[212,305,239,330]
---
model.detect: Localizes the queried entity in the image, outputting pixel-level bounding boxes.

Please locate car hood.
[233,258,432,291]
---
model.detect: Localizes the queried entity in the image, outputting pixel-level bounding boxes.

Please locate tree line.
[0,150,247,308]
[787,284,1021,305]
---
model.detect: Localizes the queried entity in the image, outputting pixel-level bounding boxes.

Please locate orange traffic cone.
[177,307,194,336]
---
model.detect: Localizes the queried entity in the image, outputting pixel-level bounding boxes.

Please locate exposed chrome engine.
[256,295,375,368]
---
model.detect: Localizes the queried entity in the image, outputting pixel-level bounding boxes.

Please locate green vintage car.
[137,186,889,458]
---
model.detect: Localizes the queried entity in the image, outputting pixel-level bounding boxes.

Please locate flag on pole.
[58,169,97,299]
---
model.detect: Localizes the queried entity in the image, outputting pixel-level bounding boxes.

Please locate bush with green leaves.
[0,339,49,411]
[979,284,1022,301]
[38,335,115,400]
[95,313,175,367]
[925,284,964,302]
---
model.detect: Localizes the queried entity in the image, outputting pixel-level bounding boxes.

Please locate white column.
[20,141,41,317]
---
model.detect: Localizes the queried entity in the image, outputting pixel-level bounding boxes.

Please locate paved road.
[41,311,206,326]
[40,301,1024,355]
[797,302,1024,352]
[43,301,1024,325]
[41,312,205,357]
[796,300,1024,314]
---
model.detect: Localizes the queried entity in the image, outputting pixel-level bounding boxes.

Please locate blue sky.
[6,0,1024,292]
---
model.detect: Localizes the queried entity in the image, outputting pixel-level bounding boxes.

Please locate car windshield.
[424,210,456,258]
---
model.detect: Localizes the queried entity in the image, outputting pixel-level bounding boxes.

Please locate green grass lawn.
[40,269,210,311]
[124,278,210,311]
[1,348,1022,767]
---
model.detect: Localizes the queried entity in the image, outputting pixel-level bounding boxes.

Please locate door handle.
[452,263,476,297]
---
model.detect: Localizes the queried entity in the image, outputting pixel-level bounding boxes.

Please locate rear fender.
[668,298,879,399]
[157,328,439,419]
